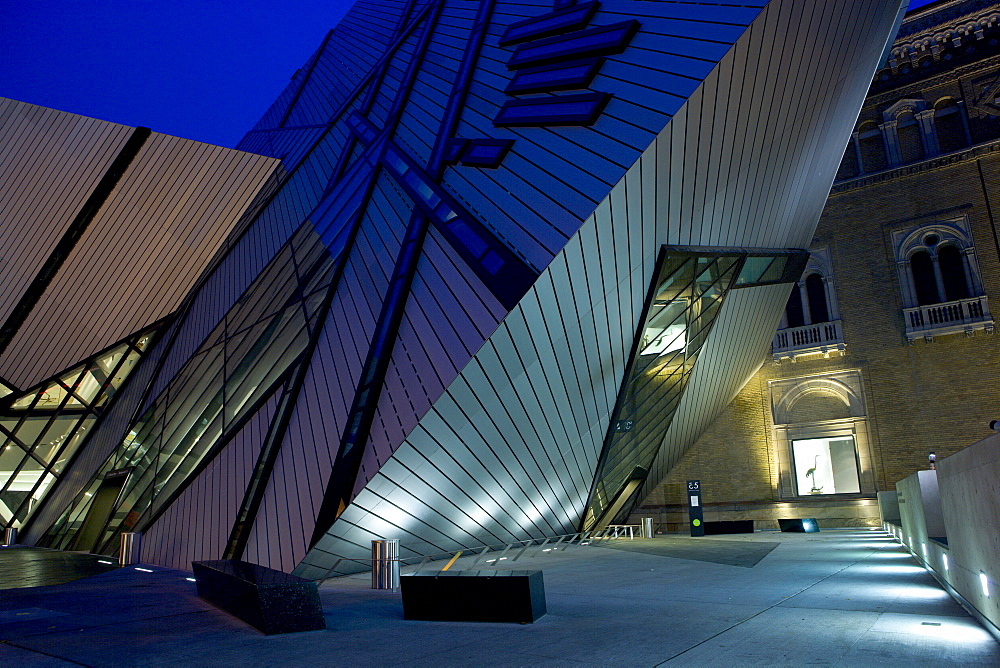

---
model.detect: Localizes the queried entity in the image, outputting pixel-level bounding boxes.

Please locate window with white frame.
[769,370,876,499]
[892,217,993,341]
[773,249,843,360]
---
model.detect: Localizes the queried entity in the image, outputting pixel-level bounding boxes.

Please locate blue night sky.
[1,1,354,148]
[2,0,941,150]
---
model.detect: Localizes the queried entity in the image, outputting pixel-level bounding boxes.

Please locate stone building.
[633,0,1000,530]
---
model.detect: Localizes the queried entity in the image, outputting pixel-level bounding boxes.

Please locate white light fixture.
[135,567,153,573]
[942,554,949,572]
[980,572,990,597]
[98,559,114,565]
[186,577,197,582]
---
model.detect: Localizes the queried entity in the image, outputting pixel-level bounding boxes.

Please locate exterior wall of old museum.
[633,149,1000,530]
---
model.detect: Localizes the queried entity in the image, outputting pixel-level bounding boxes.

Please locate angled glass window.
[583,247,807,531]
[0,325,159,531]
[41,224,337,556]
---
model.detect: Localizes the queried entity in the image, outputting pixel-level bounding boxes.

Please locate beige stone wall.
[633,151,1000,529]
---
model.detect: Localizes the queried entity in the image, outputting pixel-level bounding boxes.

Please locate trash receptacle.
[372,539,400,591]
[120,532,142,567]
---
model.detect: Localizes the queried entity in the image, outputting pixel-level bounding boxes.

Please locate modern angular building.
[1,0,905,577]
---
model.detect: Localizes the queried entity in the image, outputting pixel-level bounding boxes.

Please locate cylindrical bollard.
[642,517,653,539]
[119,532,142,567]
[3,527,17,546]
[371,539,400,591]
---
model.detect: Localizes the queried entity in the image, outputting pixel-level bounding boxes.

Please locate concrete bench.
[401,570,546,623]
[191,559,326,634]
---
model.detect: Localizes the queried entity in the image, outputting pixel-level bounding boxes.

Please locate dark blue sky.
[2,0,940,150]
[1,1,353,148]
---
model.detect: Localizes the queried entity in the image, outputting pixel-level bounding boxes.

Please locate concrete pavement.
[0,529,996,666]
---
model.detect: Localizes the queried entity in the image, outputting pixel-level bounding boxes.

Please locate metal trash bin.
[641,517,653,539]
[372,539,400,591]
[3,527,16,546]
[120,532,142,567]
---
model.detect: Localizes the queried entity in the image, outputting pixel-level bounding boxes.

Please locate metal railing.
[316,527,640,584]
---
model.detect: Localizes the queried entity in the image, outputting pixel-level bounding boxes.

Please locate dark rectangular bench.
[704,520,755,535]
[401,570,546,623]
[191,559,326,634]
[778,518,820,533]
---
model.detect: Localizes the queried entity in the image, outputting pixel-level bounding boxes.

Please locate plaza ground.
[0,529,997,666]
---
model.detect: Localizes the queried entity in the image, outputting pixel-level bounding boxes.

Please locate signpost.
[687,480,703,537]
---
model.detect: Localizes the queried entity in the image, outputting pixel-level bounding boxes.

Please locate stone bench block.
[192,559,326,634]
[778,518,820,533]
[401,570,546,623]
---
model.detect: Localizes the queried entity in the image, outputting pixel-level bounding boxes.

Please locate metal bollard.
[642,517,653,539]
[371,539,400,591]
[119,532,142,567]
[3,527,17,546]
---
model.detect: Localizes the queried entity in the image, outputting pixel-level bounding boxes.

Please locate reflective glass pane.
[584,247,807,531]
[792,437,861,495]
[42,229,335,554]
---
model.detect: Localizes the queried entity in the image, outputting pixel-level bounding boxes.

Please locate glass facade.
[584,247,807,530]
[0,327,157,531]
[40,224,337,555]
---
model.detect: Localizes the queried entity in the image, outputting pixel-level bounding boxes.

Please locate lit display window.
[792,437,861,495]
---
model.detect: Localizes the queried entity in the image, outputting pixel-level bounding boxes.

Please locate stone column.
[852,133,865,175]
[916,109,939,156]
[799,281,811,326]
[930,252,948,303]
[880,120,902,166]
[962,248,979,297]
[898,259,917,307]
[959,100,973,145]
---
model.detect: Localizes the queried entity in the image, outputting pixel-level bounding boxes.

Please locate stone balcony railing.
[903,295,994,342]
[772,320,845,362]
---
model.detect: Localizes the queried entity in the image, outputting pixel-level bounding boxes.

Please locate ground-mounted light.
[135,567,153,573]
[980,572,990,597]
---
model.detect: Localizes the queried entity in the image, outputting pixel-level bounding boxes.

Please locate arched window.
[893,219,992,342]
[858,121,887,173]
[938,244,970,301]
[896,111,925,164]
[773,249,843,361]
[909,250,939,305]
[785,287,805,328]
[934,98,967,153]
[806,273,830,323]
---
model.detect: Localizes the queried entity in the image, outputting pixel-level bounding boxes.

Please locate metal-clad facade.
[0,132,280,388]
[15,0,906,574]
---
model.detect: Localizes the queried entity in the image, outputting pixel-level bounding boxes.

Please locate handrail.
[315,530,608,584]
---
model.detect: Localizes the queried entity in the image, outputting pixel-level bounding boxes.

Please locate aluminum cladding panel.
[299,0,906,575]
